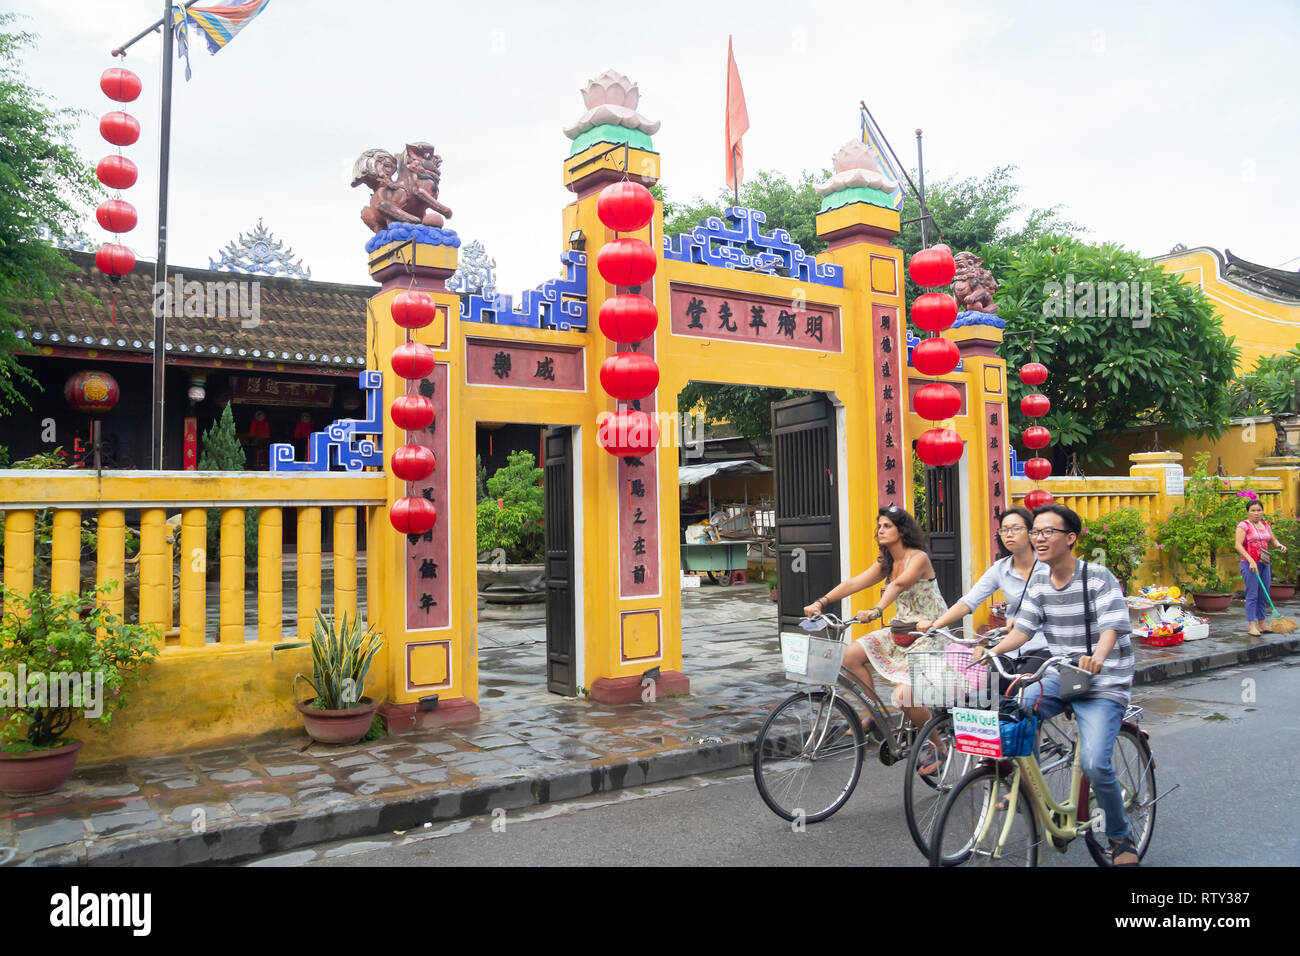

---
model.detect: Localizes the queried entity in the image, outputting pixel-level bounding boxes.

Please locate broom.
[1254,569,1298,633]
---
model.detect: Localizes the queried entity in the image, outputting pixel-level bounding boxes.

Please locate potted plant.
[1155,456,1241,612]
[1077,508,1149,595]
[276,610,383,745]
[0,585,159,796]
[765,569,778,603]
[1268,514,1299,601]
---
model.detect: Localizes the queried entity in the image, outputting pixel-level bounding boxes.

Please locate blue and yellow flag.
[173,1,271,80]
[860,110,905,211]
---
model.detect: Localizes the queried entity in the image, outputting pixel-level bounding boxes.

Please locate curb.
[1133,633,1299,684]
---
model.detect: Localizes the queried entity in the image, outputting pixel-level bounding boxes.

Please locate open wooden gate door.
[543,426,576,695]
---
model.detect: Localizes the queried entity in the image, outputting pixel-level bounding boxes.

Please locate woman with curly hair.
[803,504,950,735]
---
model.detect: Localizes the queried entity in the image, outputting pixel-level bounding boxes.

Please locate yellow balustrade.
[50,509,81,597]
[258,508,283,643]
[138,509,170,638]
[220,508,245,644]
[3,510,36,616]
[96,509,126,621]
[180,509,207,647]
[334,506,357,622]
[297,507,322,638]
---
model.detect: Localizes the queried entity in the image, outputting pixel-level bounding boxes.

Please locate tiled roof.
[13,250,375,371]
[1224,249,1300,302]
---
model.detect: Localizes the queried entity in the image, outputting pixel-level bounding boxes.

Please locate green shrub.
[1268,513,1300,584]
[1078,508,1148,594]
[198,403,257,570]
[1156,455,1242,593]
[475,451,544,563]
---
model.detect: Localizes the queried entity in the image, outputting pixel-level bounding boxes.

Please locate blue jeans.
[1242,560,1270,622]
[1019,673,1131,842]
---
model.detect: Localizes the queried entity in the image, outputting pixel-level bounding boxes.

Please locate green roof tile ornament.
[564,69,660,156]
[815,140,900,213]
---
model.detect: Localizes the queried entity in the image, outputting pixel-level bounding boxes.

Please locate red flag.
[725,36,749,194]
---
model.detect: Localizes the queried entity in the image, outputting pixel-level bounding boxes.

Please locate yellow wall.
[1108,419,1277,478]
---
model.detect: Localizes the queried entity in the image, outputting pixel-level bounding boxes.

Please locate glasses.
[1028,528,1069,540]
[998,526,1027,537]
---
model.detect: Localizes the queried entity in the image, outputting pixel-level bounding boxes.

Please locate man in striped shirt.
[979,504,1140,866]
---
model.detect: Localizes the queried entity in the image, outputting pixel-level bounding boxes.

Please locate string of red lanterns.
[387,289,439,534]
[594,180,661,458]
[908,244,963,468]
[1018,360,1054,509]
[94,68,142,325]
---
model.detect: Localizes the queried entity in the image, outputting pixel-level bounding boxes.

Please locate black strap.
[1082,561,1093,656]
[1011,559,1035,617]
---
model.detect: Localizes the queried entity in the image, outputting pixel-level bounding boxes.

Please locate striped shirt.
[1011,559,1134,705]
[959,555,1048,654]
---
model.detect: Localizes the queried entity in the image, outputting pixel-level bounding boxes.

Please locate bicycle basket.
[907,646,995,709]
[999,714,1038,758]
[780,632,845,685]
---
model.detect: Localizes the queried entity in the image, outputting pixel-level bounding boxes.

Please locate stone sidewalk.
[2,585,1296,867]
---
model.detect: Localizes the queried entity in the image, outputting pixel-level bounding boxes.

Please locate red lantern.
[391,342,436,380]
[96,199,137,234]
[100,68,142,103]
[912,337,960,377]
[598,410,659,457]
[391,290,438,329]
[1022,425,1052,450]
[1019,362,1048,386]
[598,294,658,343]
[1024,489,1055,511]
[64,371,120,415]
[597,181,655,232]
[96,155,138,190]
[391,444,436,482]
[913,382,962,421]
[390,395,435,430]
[597,238,656,287]
[95,243,136,277]
[389,496,437,534]
[599,352,659,401]
[911,292,958,333]
[1025,457,1052,481]
[1020,393,1051,418]
[916,427,964,467]
[908,246,956,287]
[99,111,140,147]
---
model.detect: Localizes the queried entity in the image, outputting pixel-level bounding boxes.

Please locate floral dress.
[855,576,949,697]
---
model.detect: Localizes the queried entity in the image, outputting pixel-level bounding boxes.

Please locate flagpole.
[915,129,927,249]
[731,147,739,206]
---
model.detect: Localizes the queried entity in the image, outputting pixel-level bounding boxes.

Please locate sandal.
[916,742,947,776]
[1110,836,1140,867]
[1248,628,1262,637]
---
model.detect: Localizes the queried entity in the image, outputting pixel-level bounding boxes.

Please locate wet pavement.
[2,583,1295,867]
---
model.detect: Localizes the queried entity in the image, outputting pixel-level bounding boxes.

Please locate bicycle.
[927,650,1164,867]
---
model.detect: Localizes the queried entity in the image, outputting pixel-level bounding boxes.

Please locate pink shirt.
[1238,519,1273,562]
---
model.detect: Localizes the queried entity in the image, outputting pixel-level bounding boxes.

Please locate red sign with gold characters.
[231,376,335,407]
[669,285,841,352]
[986,401,1007,555]
[874,306,904,507]
[183,417,198,470]
[405,363,451,632]
[465,338,585,391]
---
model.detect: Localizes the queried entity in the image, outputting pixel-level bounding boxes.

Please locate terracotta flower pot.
[0,740,83,796]
[1192,592,1233,613]
[296,697,378,745]
[1269,584,1296,602]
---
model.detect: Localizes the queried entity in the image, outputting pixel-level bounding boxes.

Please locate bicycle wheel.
[753,690,865,823]
[903,712,979,858]
[1037,713,1078,808]
[929,764,1040,867]
[1084,726,1156,865]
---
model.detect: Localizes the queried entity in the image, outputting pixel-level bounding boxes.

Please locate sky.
[9,0,1299,295]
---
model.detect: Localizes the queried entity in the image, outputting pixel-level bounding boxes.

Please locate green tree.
[0,16,100,412]
[198,404,257,571]
[475,451,545,563]
[1229,347,1300,417]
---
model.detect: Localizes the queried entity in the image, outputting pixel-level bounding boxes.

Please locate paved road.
[247,658,1300,867]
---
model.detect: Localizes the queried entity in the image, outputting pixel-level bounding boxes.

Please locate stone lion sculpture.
[953,251,999,314]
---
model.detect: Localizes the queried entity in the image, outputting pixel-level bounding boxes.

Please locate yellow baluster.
[334,507,357,622]
[258,508,283,643]
[96,509,126,621]
[139,509,170,639]
[3,510,36,617]
[297,507,322,638]
[50,510,82,598]
[179,509,207,647]
[220,508,245,644]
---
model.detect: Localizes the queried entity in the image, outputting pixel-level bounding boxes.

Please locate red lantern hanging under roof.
[390,394,435,431]
[100,67,142,103]
[1019,362,1048,386]
[598,409,659,457]
[391,341,436,380]
[1024,457,1052,481]
[599,351,659,401]
[908,245,956,288]
[597,181,655,232]
[391,444,436,482]
[1022,425,1052,449]
[64,370,120,416]
[597,238,656,287]
[911,292,958,333]
[391,290,438,329]
[598,294,658,343]
[913,382,961,421]
[99,111,141,147]
[95,242,136,278]
[96,154,138,190]
[1020,393,1051,418]
[1024,489,1055,511]
[96,199,137,234]
[916,427,964,467]
[389,495,437,534]
[912,337,960,377]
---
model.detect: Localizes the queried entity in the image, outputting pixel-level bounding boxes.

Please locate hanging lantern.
[1019,362,1048,386]
[599,352,659,401]
[64,371,120,416]
[913,382,962,421]
[1020,393,1051,418]
[911,292,958,333]
[99,111,141,147]
[1022,425,1052,450]
[391,444,436,482]
[916,427,964,467]
[391,341,436,380]
[96,199,137,234]
[598,294,658,343]
[95,242,136,278]
[1024,489,1055,511]
[1025,457,1052,481]
[907,245,956,287]
[391,290,438,330]
[100,67,142,103]
[597,237,656,287]
[390,395,435,430]
[912,337,960,377]
[598,409,659,457]
[96,155,138,190]
[389,496,437,535]
[597,181,655,233]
